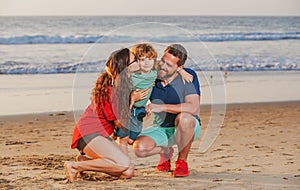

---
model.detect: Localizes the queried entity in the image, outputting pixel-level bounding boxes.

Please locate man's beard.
[157,69,176,80]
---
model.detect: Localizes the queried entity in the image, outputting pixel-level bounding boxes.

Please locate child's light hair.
[131,43,158,60]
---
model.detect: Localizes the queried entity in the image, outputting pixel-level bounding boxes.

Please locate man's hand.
[146,103,165,115]
[146,94,200,116]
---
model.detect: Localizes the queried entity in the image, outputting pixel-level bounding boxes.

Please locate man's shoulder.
[183,68,199,83]
[182,67,201,95]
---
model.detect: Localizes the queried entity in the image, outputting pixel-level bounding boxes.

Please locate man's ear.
[177,66,184,72]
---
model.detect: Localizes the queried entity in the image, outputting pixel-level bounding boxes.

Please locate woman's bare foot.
[119,163,134,179]
[64,161,79,182]
[74,155,92,179]
[75,154,92,162]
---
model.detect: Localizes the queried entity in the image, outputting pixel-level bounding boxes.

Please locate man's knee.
[133,136,155,157]
[175,113,195,131]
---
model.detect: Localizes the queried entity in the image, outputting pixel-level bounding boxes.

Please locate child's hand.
[178,68,193,84]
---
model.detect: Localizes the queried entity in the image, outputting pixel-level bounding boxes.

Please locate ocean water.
[0,16,299,74]
[0,16,300,115]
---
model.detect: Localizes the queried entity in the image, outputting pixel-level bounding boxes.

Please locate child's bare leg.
[117,136,129,155]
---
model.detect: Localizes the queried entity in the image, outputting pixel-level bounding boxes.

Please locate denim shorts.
[77,133,112,155]
[115,106,146,140]
[77,133,99,155]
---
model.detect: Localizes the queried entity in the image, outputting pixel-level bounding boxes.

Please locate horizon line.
[1,14,300,17]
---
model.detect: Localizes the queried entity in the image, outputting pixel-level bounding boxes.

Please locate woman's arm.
[129,88,150,109]
[113,120,124,128]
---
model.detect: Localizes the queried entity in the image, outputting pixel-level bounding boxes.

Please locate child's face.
[139,57,155,73]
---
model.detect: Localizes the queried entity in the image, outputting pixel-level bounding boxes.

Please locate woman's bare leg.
[64,136,134,182]
[75,154,92,161]
[117,136,129,155]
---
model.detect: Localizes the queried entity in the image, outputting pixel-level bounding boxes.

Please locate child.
[114,43,193,155]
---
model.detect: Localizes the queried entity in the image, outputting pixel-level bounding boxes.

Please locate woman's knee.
[84,137,131,168]
[114,153,131,168]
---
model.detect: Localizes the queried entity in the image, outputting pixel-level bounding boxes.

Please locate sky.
[0,0,299,16]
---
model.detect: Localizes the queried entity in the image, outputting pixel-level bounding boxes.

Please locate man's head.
[164,44,187,67]
[158,44,188,80]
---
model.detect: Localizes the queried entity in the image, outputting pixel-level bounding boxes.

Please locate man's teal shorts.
[138,117,201,147]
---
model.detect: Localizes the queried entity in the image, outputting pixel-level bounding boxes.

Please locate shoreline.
[1,100,300,118]
[1,70,300,116]
[1,100,299,189]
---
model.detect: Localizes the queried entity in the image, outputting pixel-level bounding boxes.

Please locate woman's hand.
[113,120,123,128]
[130,88,150,109]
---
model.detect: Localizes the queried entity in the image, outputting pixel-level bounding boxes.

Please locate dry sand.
[0,101,299,189]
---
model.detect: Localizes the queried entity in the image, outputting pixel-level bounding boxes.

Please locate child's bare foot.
[110,133,117,140]
[128,138,134,145]
[64,161,79,182]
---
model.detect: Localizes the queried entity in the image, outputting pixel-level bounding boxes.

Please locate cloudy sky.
[0,0,299,16]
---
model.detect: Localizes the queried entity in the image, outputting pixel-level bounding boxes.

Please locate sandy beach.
[0,101,299,189]
[1,14,300,190]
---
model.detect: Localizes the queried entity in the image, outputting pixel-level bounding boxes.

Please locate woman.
[64,48,143,182]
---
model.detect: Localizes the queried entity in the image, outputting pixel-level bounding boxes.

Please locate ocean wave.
[0,32,299,45]
[0,61,105,74]
[0,60,298,75]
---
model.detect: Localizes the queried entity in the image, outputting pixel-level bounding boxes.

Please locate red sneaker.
[173,159,189,177]
[156,147,174,172]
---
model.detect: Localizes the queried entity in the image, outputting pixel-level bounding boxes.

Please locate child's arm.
[178,67,193,84]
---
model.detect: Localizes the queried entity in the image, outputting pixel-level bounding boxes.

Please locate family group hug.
[64,43,201,182]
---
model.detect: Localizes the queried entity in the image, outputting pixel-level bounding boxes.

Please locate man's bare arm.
[146,94,200,115]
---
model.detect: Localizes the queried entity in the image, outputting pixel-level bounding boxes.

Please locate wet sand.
[0,101,299,189]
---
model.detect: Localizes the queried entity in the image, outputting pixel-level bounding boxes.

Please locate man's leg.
[133,135,163,157]
[133,126,175,172]
[133,125,172,157]
[173,112,200,177]
[175,112,196,161]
